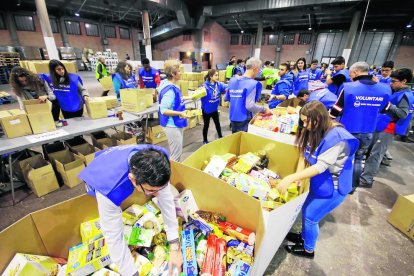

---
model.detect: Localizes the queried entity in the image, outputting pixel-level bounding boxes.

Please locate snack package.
[152,245,167,268]
[181,229,198,276]
[228,260,251,276]
[196,239,207,269]
[122,204,148,225]
[201,234,217,275]
[134,212,163,234]
[176,190,199,222]
[233,153,261,173]
[219,222,255,246]
[123,225,141,246]
[3,253,64,276]
[131,252,153,276]
[67,238,112,276]
[213,238,227,276]
[80,218,103,244]
[208,223,224,238]
[249,170,269,184]
[144,201,161,215]
[137,228,156,247]
[196,210,226,225]
[261,200,283,210]
[191,87,207,100]
[154,232,168,246]
[189,213,213,236]
[92,268,120,276]
[203,156,228,178]
[226,240,254,268]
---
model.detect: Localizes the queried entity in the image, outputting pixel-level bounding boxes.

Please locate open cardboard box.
[23,100,56,134]
[0,161,266,275]
[91,131,116,150]
[183,132,309,274]
[48,149,85,188]
[65,136,100,165]
[111,131,136,146]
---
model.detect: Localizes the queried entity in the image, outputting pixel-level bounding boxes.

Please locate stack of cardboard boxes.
[180,72,205,92]
[19,60,77,74]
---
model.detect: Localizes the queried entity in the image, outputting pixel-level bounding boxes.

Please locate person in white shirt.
[79,145,183,276]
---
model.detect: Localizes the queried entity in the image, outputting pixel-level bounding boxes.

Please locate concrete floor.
[1,71,413,275]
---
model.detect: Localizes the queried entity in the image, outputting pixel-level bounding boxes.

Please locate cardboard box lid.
[23,100,51,114]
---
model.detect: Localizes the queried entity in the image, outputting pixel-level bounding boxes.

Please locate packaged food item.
[233,153,261,173]
[208,223,224,238]
[154,232,168,246]
[201,234,217,275]
[131,252,153,276]
[92,268,120,275]
[189,212,213,236]
[261,168,280,180]
[134,212,163,234]
[144,201,161,215]
[196,239,207,269]
[152,245,167,268]
[80,218,103,243]
[213,238,227,276]
[203,156,228,178]
[137,228,156,247]
[176,189,199,222]
[249,170,269,184]
[123,225,141,246]
[228,260,251,276]
[261,200,283,210]
[122,204,148,225]
[226,240,254,268]
[67,237,112,276]
[218,222,255,246]
[181,229,198,276]
[196,210,226,225]
[3,253,64,276]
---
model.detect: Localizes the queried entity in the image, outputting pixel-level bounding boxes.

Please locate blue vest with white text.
[293,70,309,95]
[268,77,292,109]
[378,76,392,84]
[139,67,158,88]
[227,77,261,122]
[328,69,350,95]
[308,68,323,81]
[79,145,169,206]
[376,88,414,135]
[158,85,187,128]
[340,81,391,134]
[305,127,359,197]
[112,72,136,89]
[201,81,226,114]
[41,73,83,112]
[308,88,338,110]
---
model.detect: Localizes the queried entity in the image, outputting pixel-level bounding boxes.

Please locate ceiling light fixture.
[74,12,80,17]
[308,14,312,31]
[407,24,412,28]
[241,30,244,34]
[74,0,87,17]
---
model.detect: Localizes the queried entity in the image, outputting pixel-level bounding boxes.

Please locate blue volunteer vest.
[328,69,350,95]
[41,73,83,112]
[307,88,338,109]
[376,88,414,135]
[112,72,136,89]
[79,145,169,206]
[227,77,262,122]
[158,84,187,128]
[234,66,245,76]
[201,81,226,114]
[340,81,391,134]
[139,67,158,88]
[293,70,309,96]
[378,76,391,84]
[305,127,359,197]
[268,77,292,109]
[308,68,323,81]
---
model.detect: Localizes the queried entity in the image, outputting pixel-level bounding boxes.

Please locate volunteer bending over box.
[79,145,183,276]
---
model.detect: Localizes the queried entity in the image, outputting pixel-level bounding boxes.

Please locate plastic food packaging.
[122,204,148,225]
[181,229,198,276]
[196,239,207,269]
[201,234,218,275]
[80,218,103,243]
[218,222,255,246]
[212,238,227,276]
[227,260,251,276]
[189,213,214,236]
[3,253,64,276]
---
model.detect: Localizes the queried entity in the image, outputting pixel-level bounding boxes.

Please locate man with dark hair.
[79,145,183,276]
[308,59,323,81]
[377,60,394,84]
[279,89,309,108]
[307,87,337,110]
[234,59,246,76]
[268,63,292,108]
[138,57,160,88]
[330,62,391,194]
[325,56,350,95]
[361,68,414,187]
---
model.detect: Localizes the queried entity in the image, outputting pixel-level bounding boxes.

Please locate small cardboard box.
[0,109,33,138]
[48,149,85,188]
[85,98,108,119]
[120,89,153,113]
[146,125,167,144]
[219,70,226,82]
[388,194,414,241]
[69,143,100,166]
[97,96,117,109]
[99,76,114,91]
[23,100,56,134]
[111,132,136,146]
[91,131,115,150]
[20,155,59,197]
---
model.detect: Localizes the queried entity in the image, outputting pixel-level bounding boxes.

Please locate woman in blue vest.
[158,60,191,161]
[43,60,89,119]
[201,69,227,144]
[277,101,359,258]
[292,57,309,96]
[112,61,137,101]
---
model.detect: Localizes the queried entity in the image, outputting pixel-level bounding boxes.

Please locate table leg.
[145,114,149,143]
[9,154,15,205]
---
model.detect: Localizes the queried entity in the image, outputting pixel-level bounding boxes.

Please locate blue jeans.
[352,133,373,189]
[302,190,347,251]
[231,120,250,133]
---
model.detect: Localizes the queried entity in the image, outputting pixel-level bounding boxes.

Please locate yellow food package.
[80,218,103,244]
[190,87,207,100]
[261,200,283,210]
[3,253,63,276]
[122,204,148,225]
[233,153,261,174]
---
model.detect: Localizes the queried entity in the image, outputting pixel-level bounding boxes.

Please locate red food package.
[218,222,255,246]
[201,234,217,275]
[213,238,227,276]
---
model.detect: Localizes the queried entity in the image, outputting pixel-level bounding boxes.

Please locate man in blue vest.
[138,58,160,89]
[325,56,350,95]
[225,57,271,133]
[307,59,323,81]
[360,68,414,187]
[79,145,183,276]
[268,63,292,108]
[307,87,337,110]
[375,60,394,84]
[330,62,391,193]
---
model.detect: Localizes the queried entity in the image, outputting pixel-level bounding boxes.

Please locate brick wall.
[152,35,194,60]
[279,34,310,63]
[0,30,12,45]
[394,45,414,70]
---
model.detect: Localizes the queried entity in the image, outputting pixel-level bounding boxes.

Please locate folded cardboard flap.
[23,100,51,114]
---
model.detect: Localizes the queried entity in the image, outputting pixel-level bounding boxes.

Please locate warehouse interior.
[0,0,414,275]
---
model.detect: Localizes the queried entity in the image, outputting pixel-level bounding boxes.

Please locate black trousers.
[62,107,84,119]
[202,110,222,142]
[51,100,61,121]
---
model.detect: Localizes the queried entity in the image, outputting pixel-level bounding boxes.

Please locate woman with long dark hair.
[201,69,227,144]
[293,57,309,96]
[112,62,137,101]
[43,60,89,119]
[277,101,359,259]
[10,66,60,121]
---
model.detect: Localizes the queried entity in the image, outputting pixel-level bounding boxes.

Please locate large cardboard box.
[0,161,267,275]
[0,109,33,138]
[219,70,226,82]
[19,155,59,197]
[61,61,77,74]
[23,100,56,134]
[85,98,108,119]
[99,76,114,91]
[69,143,100,166]
[388,194,414,241]
[48,149,85,188]
[146,125,167,144]
[120,89,153,113]
[28,61,49,74]
[179,80,189,96]
[183,132,309,275]
[111,132,136,145]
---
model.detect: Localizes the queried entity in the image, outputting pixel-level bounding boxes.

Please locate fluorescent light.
[407,24,412,28]
[308,27,312,30]
[74,12,80,17]
[241,30,244,33]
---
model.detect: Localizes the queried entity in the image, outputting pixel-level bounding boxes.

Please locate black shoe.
[286,232,303,244]
[285,243,314,259]
[359,179,373,188]
[381,159,391,166]
[349,187,357,195]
